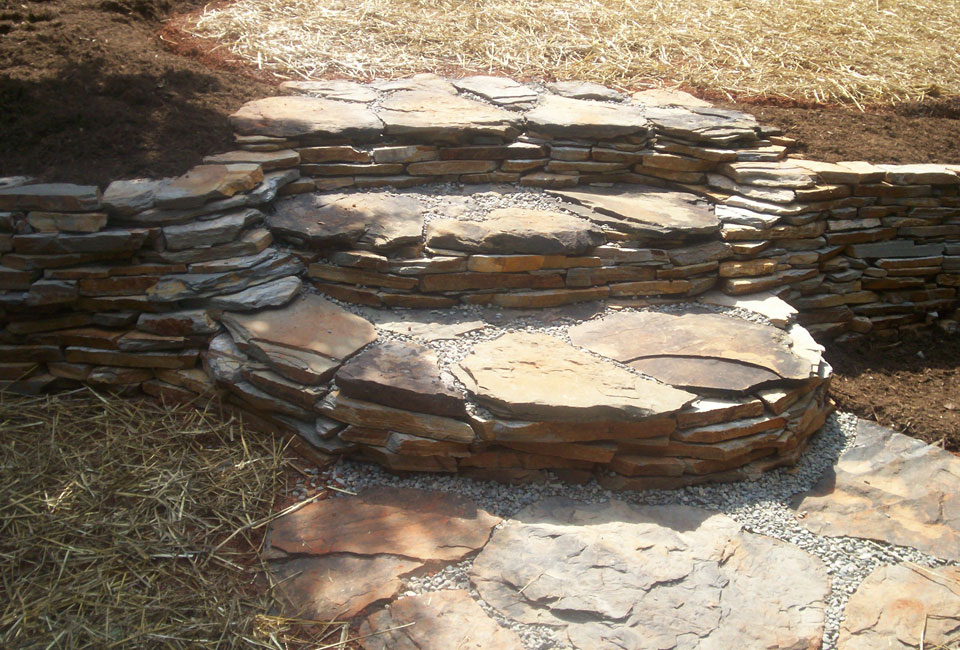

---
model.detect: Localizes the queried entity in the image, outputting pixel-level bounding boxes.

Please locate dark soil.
[1,0,958,450]
[826,335,960,453]
[0,0,276,186]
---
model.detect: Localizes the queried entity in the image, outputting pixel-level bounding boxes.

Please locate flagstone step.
[212,291,833,488]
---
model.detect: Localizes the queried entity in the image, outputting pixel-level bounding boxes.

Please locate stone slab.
[268,486,500,562]
[569,310,818,381]
[838,563,960,650]
[377,90,521,141]
[229,96,383,139]
[426,208,603,255]
[794,419,960,562]
[271,554,421,621]
[470,498,828,650]
[221,295,376,372]
[524,95,647,140]
[269,192,423,252]
[629,355,781,393]
[454,332,695,421]
[359,589,525,650]
[335,340,465,417]
[550,185,719,237]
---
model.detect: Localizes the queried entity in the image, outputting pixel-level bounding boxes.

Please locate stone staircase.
[2,74,958,487]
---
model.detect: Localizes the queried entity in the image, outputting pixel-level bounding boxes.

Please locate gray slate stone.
[377,90,521,142]
[470,498,829,650]
[425,208,604,255]
[335,340,465,417]
[547,81,624,102]
[207,276,303,311]
[550,185,719,238]
[162,208,263,251]
[0,183,101,212]
[645,106,759,144]
[794,419,960,562]
[101,179,167,216]
[524,95,647,140]
[452,76,539,107]
[229,96,384,140]
[268,191,424,252]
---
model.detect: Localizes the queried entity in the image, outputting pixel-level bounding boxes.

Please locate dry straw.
[182,0,960,105]
[0,390,348,649]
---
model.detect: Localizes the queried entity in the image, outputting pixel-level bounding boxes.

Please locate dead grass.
[179,0,960,106]
[0,390,347,649]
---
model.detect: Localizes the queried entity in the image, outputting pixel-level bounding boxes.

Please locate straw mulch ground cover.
[178,0,960,107]
[0,390,354,649]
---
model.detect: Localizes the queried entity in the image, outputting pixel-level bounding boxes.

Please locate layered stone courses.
[0,74,956,481]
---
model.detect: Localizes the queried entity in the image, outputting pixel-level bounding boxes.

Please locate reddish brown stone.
[268,487,500,561]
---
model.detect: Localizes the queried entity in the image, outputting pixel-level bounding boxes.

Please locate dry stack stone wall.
[0,74,956,487]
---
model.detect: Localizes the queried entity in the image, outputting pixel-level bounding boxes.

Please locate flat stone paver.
[334,340,466,417]
[452,76,538,108]
[359,590,525,650]
[220,294,376,384]
[377,90,521,141]
[229,95,383,139]
[268,191,424,252]
[838,563,960,650]
[269,486,499,560]
[794,419,960,562]
[453,331,695,421]
[550,185,720,237]
[524,94,647,140]
[644,105,759,144]
[266,487,499,622]
[569,310,819,382]
[425,208,604,255]
[470,498,829,650]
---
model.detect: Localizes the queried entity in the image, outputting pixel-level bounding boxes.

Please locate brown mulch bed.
[0,0,957,449]
[826,335,960,453]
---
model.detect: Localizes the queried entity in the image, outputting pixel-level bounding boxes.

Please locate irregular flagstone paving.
[359,589,526,650]
[265,487,500,622]
[794,419,960,563]
[838,563,960,650]
[470,498,830,650]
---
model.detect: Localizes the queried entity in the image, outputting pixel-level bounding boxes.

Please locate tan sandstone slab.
[269,192,423,252]
[549,185,719,238]
[271,554,421,621]
[426,208,604,255]
[229,96,383,139]
[629,355,781,393]
[454,332,695,422]
[359,589,525,650]
[838,563,960,650]
[268,486,500,562]
[470,498,828,650]
[524,95,647,140]
[220,294,375,384]
[155,164,263,210]
[334,340,465,418]
[794,419,960,562]
[569,310,817,381]
[377,90,521,142]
